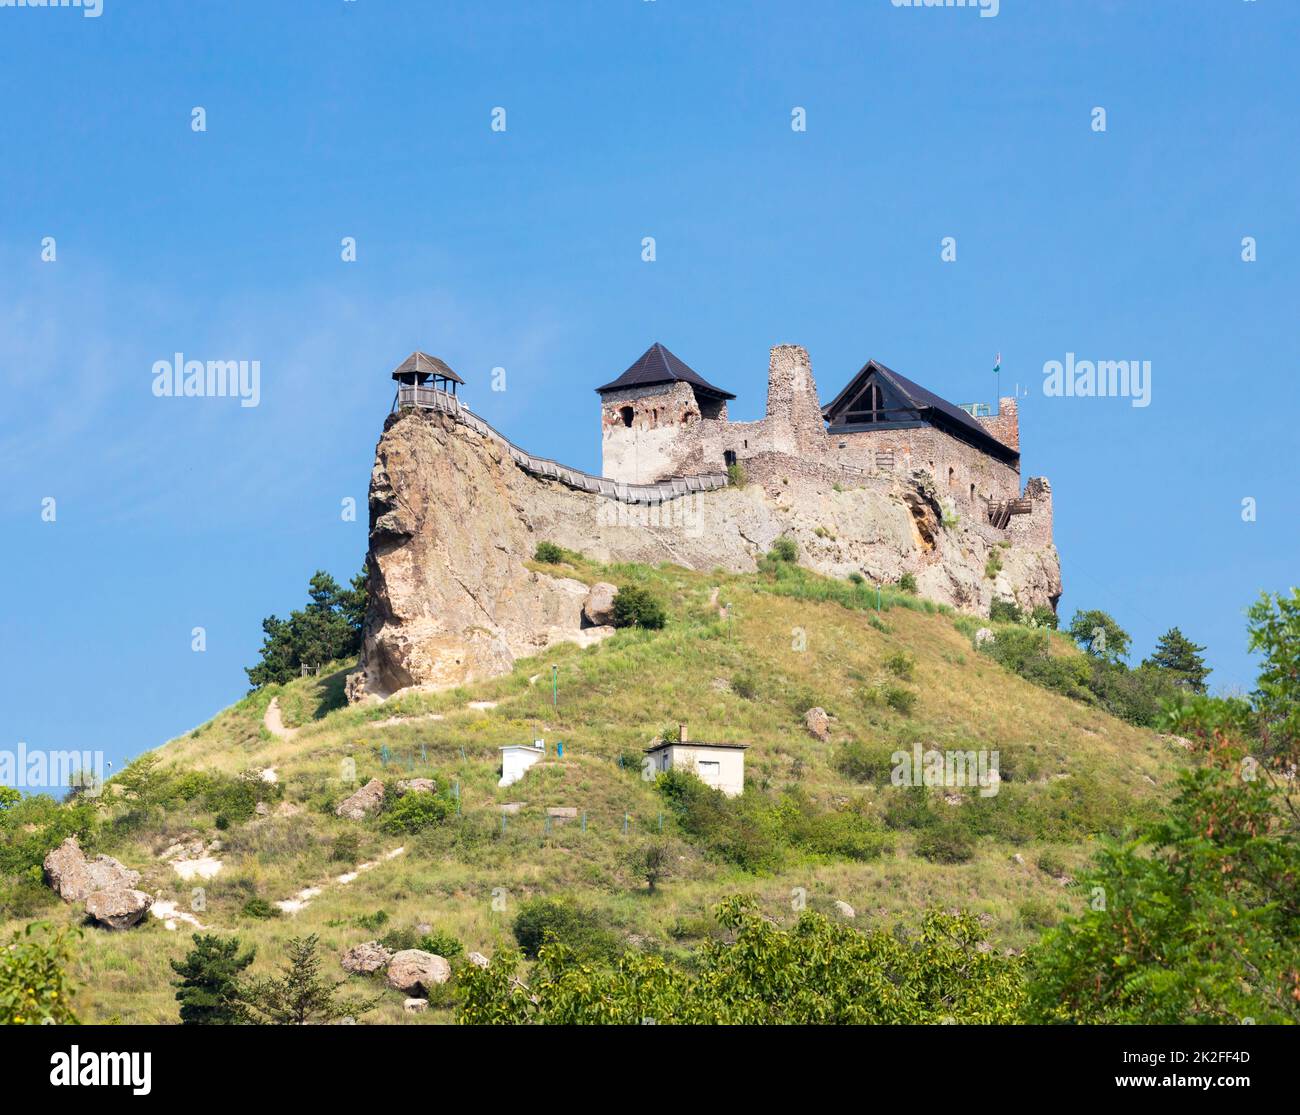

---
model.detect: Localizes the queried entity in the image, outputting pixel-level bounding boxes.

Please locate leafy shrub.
[897,572,918,595]
[0,923,79,1025]
[883,685,916,716]
[989,599,1023,624]
[847,571,864,585]
[356,909,389,932]
[731,670,759,700]
[534,541,564,564]
[378,791,452,835]
[330,832,360,862]
[1036,851,1066,878]
[984,552,1003,580]
[769,536,799,563]
[511,898,621,961]
[241,897,280,920]
[611,585,667,630]
[884,652,915,681]
[836,740,898,783]
[726,461,747,488]
[1029,605,1059,630]
[915,824,975,864]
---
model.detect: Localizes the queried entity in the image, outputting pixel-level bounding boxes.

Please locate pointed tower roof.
[595,342,735,400]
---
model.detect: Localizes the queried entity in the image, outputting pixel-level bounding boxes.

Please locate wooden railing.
[393,385,728,504]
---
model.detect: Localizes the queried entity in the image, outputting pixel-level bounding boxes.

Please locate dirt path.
[264,697,299,740]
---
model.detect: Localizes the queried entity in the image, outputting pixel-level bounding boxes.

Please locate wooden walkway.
[394,385,729,505]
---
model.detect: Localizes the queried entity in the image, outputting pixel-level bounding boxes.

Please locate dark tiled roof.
[596,342,735,400]
[392,351,464,384]
[823,359,1016,461]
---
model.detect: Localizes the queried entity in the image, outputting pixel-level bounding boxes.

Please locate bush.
[989,599,1023,624]
[330,832,360,862]
[241,897,280,920]
[534,541,564,564]
[511,898,621,961]
[1029,605,1059,630]
[883,685,916,716]
[898,572,917,595]
[1036,851,1066,878]
[726,461,747,488]
[836,740,898,783]
[731,670,759,700]
[884,652,915,681]
[0,923,79,1025]
[769,536,799,563]
[611,585,667,630]
[378,791,452,835]
[847,571,864,586]
[915,824,975,864]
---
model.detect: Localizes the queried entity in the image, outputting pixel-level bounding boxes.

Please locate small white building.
[499,741,545,788]
[644,723,746,797]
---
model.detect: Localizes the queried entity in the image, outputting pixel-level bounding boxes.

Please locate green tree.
[1247,588,1300,760]
[611,585,667,630]
[462,898,1023,1024]
[246,565,368,689]
[170,933,256,1025]
[1142,626,1211,694]
[623,838,676,894]
[241,934,379,1025]
[0,923,79,1025]
[1066,608,1131,664]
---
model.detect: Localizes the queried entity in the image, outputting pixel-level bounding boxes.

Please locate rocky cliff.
[348,407,1062,701]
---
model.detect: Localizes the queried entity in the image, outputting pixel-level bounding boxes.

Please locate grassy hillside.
[0,557,1188,1024]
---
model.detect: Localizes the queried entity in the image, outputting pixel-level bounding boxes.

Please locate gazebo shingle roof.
[392,351,464,384]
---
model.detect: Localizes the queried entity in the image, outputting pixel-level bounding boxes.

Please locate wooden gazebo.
[391,351,464,396]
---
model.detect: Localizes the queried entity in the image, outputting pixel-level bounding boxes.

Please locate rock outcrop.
[85,887,153,930]
[349,408,1061,700]
[43,838,140,903]
[341,941,394,975]
[386,950,452,994]
[336,779,385,820]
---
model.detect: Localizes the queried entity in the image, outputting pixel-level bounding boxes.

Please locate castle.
[596,342,1052,544]
[354,341,1061,699]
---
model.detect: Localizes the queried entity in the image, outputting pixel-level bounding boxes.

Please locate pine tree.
[170,934,256,1025]
[1143,626,1210,693]
[241,934,378,1025]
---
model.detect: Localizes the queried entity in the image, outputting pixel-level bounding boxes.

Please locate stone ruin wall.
[600,347,1051,546]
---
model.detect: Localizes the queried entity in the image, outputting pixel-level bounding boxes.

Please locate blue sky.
[2,0,1296,779]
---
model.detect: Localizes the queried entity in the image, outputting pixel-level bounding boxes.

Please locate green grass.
[0,558,1185,1024]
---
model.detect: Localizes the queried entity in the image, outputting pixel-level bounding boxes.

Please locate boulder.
[467,951,490,969]
[43,837,140,902]
[341,941,394,975]
[85,887,153,930]
[395,778,437,797]
[403,998,428,1014]
[336,779,386,820]
[804,707,832,742]
[582,582,619,627]
[386,950,451,995]
[834,900,856,919]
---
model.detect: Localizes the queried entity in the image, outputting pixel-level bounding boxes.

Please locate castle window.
[948,467,956,487]
[724,450,737,467]
[619,406,634,428]
[970,483,976,501]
